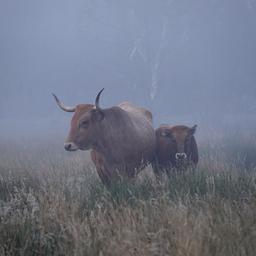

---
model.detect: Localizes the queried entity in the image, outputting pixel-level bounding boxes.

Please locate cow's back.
[94,106,156,170]
[118,101,153,124]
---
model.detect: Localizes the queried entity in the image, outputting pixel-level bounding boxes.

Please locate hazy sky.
[1,0,256,135]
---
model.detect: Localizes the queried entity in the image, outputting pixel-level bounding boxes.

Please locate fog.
[1,0,256,140]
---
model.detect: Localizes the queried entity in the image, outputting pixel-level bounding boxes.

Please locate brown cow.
[90,101,154,184]
[154,124,198,177]
[53,89,156,186]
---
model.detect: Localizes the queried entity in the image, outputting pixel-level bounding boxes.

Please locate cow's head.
[53,89,105,151]
[156,125,197,166]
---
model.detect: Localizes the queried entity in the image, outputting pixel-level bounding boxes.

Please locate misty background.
[1,0,256,140]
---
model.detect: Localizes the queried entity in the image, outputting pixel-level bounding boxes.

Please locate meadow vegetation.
[0,131,256,256]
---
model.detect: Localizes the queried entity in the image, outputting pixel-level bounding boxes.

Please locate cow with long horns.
[154,124,198,178]
[53,89,156,186]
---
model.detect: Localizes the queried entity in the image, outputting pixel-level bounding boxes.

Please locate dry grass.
[1,134,256,256]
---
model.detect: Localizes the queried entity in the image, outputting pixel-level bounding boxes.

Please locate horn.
[52,93,76,112]
[95,88,104,109]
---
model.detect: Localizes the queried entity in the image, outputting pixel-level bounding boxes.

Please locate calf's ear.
[189,125,197,135]
[91,109,105,122]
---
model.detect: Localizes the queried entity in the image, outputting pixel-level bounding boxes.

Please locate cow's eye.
[161,131,169,137]
[80,120,89,128]
[161,130,172,137]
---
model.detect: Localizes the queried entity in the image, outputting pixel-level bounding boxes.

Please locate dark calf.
[154,124,198,177]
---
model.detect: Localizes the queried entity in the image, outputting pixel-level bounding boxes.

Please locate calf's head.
[156,125,197,166]
[53,89,105,151]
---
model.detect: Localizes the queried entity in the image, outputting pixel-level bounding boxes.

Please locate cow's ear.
[189,125,197,135]
[91,109,105,122]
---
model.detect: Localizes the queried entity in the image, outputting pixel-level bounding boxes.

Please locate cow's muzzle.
[64,142,79,151]
[175,153,187,160]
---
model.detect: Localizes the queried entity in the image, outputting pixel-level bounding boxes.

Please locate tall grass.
[0,134,256,256]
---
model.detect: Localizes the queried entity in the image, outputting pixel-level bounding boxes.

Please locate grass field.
[1,131,256,256]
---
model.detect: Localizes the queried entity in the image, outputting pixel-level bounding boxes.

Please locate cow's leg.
[90,150,113,186]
